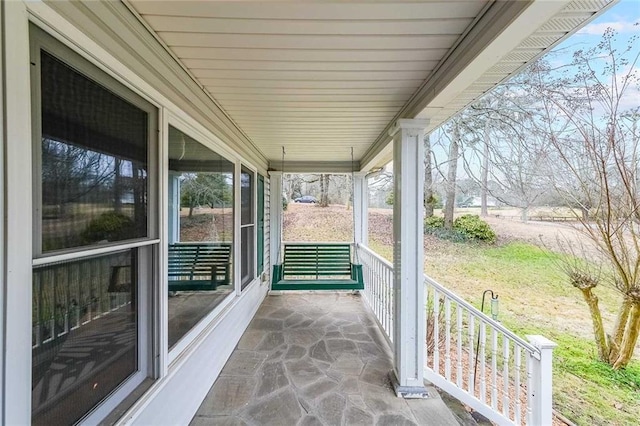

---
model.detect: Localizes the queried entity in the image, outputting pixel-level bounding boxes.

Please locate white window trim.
[0,0,6,418]
[3,1,35,423]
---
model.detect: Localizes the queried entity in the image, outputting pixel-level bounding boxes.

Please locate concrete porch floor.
[190,292,464,426]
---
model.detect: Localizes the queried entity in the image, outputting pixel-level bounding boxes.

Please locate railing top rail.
[357,244,393,269]
[358,243,537,354]
[424,274,537,353]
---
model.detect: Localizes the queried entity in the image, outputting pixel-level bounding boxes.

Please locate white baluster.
[480,322,486,403]
[491,329,498,410]
[444,298,451,380]
[515,345,522,425]
[456,304,463,388]
[424,282,430,369]
[433,290,440,374]
[503,337,511,417]
[468,314,475,395]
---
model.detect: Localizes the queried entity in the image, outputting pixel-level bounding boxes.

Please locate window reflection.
[240,167,255,290]
[32,250,137,426]
[167,127,234,348]
[40,51,148,253]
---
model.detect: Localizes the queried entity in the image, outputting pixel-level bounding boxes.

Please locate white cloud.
[578,21,639,35]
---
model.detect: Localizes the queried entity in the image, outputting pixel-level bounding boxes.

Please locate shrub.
[453,214,496,243]
[424,216,444,230]
[424,214,496,243]
[81,211,135,243]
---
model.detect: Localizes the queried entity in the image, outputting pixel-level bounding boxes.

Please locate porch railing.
[32,257,132,350]
[357,244,556,426]
[358,244,394,344]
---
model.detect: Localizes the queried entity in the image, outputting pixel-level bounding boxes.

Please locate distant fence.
[493,215,576,223]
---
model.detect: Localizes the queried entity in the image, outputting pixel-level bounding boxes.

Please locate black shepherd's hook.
[473,290,499,387]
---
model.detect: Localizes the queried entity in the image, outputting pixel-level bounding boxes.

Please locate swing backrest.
[282,243,352,278]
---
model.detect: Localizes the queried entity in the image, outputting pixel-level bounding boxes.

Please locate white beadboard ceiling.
[127,0,613,171]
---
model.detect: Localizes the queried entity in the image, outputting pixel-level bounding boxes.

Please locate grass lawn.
[374,237,640,425]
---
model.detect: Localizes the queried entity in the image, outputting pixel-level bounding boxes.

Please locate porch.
[0,1,613,425]
[191,292,462,426]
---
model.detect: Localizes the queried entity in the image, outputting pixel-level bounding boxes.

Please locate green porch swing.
[271,148,364,291]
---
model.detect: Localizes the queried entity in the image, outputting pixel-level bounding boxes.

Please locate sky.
[550,0,640,71]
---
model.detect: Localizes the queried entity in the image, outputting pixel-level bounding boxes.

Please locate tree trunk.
[424,134,434,218]
[581,288,609,362]
[580,206,589,221]
[444,122,460,229]
[319,174,329,207]
[608,297,633,364]
[612,302,640,370]
[481,120,490,217]
[520,206,529,222]
[188,205,194,218]
[114,158,122,213]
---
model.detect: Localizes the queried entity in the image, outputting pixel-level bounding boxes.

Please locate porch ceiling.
[126,0,613,171]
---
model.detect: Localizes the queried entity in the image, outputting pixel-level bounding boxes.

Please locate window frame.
[29,24,160,425]
[164,116,238,363]
[257,174,265,275]
[30,24,159,259]
[239,164,257,291]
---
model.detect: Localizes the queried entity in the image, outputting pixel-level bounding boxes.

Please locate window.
[37,51,149,254]
[167,126,234,348]
[240,167,255,289]
[257,175,265,274]
[32,251,138,425]
[30,26,157,425]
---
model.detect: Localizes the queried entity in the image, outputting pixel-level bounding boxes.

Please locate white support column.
[268,172,283,272]
[167,172,181,244]
[353,172,368,249]
[527,335,557,425]
[390,118,429,398]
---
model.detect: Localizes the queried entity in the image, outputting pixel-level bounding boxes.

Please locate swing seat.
[271,243,364,290]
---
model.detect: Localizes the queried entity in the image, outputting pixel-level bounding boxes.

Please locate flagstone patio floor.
[190,292,464,426]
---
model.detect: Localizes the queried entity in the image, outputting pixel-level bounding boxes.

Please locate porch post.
[390,118,429,398]
[353,172,368,248]
[268,172,283,271]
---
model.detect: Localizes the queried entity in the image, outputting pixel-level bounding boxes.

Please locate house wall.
[1,1,271,424]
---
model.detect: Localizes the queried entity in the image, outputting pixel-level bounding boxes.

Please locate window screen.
[39,51,149,253]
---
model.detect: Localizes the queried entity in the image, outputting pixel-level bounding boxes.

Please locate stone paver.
[191,293,461,426]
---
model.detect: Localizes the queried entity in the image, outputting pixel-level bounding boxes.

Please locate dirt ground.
[369,206,599,258]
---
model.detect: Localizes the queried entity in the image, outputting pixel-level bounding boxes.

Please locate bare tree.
[424,134,435,218]
[443,120,461,229]
[530,26,640,368]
